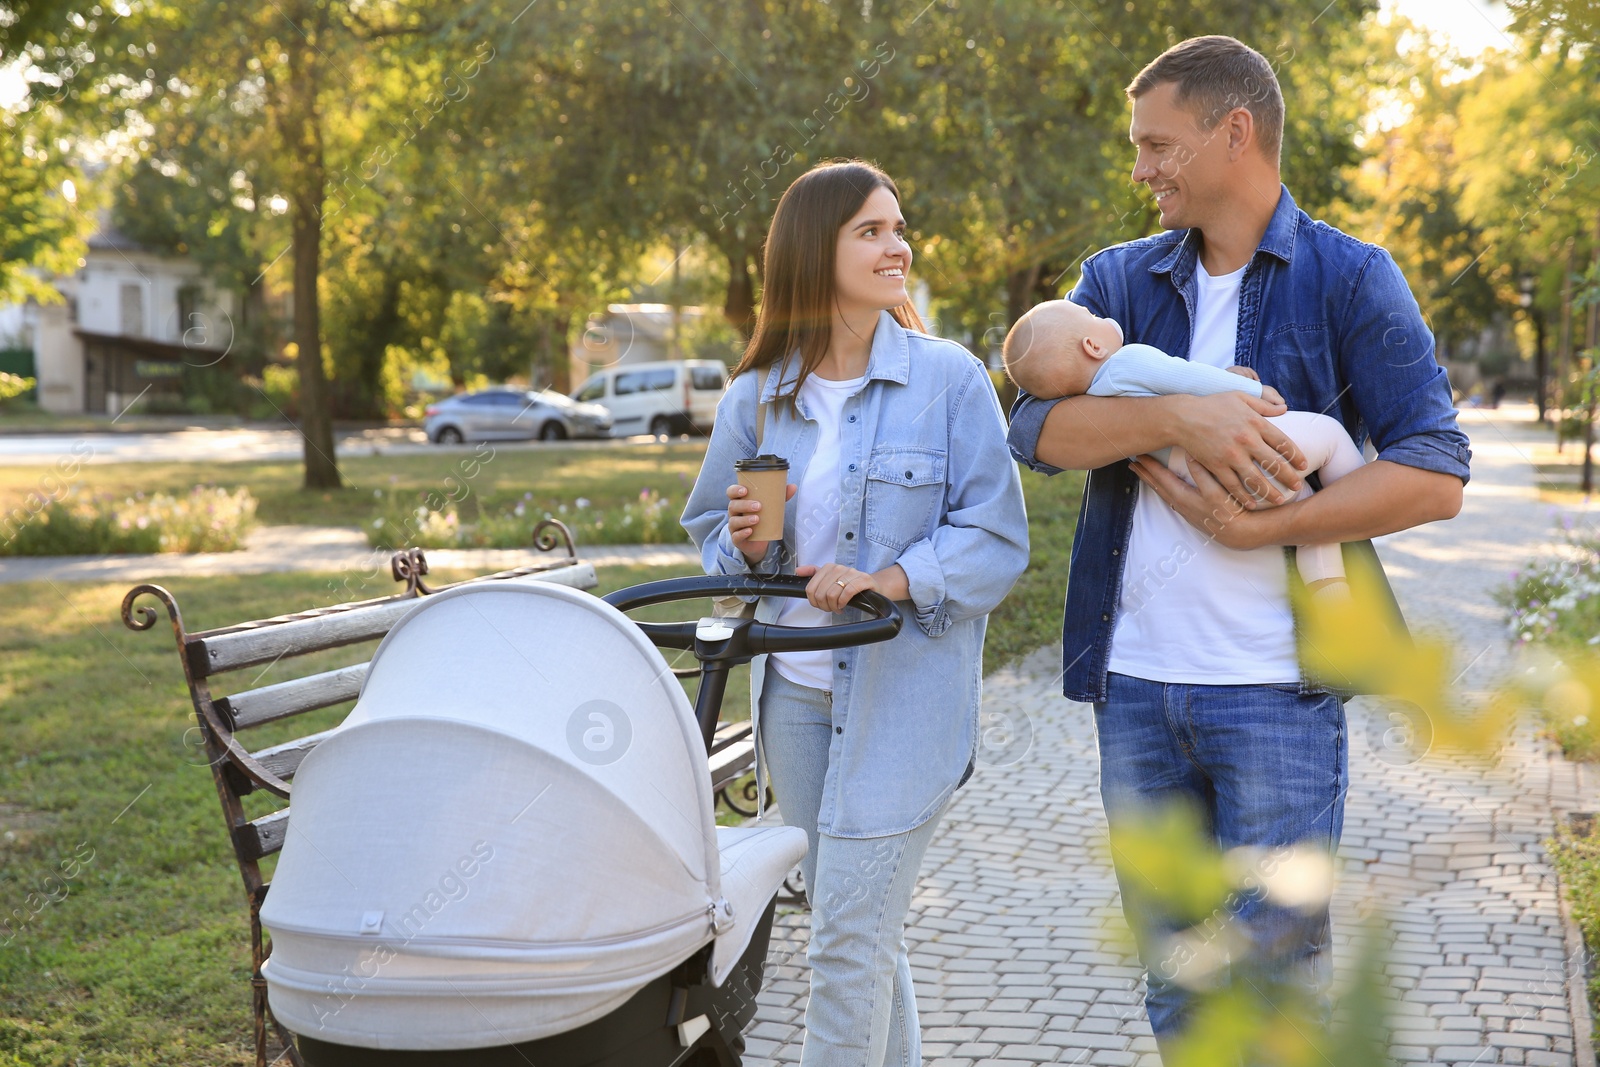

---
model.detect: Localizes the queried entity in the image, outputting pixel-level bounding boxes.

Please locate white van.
[571,359,728,438]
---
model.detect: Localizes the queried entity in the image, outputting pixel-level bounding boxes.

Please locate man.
[1006,35,1469,1055]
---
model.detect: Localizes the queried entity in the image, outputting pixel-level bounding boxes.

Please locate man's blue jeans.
[1093,672,1348,1049]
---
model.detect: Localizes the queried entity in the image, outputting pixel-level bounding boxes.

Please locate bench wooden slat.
[218,664,368,730]
[239,808,289,862]
[193,562,598,676]
[194,597,422,677]
[710,719,753,756]
[709,738,755,793]
[252,729,336,783]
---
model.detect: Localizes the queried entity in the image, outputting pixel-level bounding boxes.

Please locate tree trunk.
[1534,311,1547,424]
[547,313,572,393]
[1585,214,1600,495]
[347,266,402,420]
[723,247,756,341]
[1005,263,1044,328]
[282,2,340,489]
[1558,237,1576,450]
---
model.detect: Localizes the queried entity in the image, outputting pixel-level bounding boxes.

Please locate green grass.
[0,465,1084,1063]
[1547,819,1600,1043]
[0,444,711,529]
[0,563,747,1065]
[0,406,251,434]
[983,469,1083,674]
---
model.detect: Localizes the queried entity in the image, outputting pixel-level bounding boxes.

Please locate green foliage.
[1547,819,1600,1040]
[0,110,85,306]
[982,467,1083,673]
[0,443,712,530]
[0,373,35,403]
[1497,520,1600,758]
[1508,0,1600,55]
[1107,801,1396,1066]
[368,488,689,550]
[0,487,257,557]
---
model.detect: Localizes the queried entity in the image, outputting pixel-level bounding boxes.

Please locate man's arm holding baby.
[1130,251,1467,548]
[1006,268,1310,506]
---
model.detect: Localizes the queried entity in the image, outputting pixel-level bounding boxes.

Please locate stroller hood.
[260,581,729,1048]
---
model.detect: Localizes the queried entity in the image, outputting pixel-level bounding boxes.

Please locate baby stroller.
[258,573,901,1066]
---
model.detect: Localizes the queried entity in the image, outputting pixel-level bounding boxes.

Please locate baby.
[1003,299,1364,598]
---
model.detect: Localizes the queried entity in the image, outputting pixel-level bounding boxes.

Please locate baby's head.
[1002,300,1126,399]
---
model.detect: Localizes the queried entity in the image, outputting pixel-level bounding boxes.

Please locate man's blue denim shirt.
[1007,185,1472,704]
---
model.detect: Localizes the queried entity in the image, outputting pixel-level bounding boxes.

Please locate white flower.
[373,518,385,529]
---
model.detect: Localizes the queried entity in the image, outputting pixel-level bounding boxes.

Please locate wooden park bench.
[122,520,760,1067]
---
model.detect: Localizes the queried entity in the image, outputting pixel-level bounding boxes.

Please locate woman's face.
[833,185,911,315]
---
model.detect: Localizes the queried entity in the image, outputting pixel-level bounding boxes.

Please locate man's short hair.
[1126,35,1283,161]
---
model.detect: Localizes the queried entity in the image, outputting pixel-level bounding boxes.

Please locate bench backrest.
[122,533,597,898]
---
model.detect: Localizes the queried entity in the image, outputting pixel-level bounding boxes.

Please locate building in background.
[571,303,710,379]
[3,219,234,414]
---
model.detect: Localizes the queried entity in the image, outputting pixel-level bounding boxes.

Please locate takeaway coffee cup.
[734,455,790,541]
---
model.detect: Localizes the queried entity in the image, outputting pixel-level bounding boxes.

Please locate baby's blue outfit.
[1086,342,1264,467]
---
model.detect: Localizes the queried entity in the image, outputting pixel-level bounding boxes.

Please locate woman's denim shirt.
[681,311,1029,837]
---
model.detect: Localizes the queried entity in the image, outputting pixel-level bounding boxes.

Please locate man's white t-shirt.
[1105,259,1301,684]
[770,372,866,690]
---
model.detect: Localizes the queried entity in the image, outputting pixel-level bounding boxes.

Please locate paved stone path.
[0,524,698,584]
[747,404,1600,1066]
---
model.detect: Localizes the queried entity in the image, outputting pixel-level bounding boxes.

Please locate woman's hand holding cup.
[726,481,798,562]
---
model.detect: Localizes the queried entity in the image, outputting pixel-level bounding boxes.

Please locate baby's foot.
[1306,577,1351,604]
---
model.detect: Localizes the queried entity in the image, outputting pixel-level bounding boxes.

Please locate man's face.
[1129,81,1232,232]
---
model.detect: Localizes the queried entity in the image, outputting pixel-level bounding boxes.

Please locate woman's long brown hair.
[732,160,926,402]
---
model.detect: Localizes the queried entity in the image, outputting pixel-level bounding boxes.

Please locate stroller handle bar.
[602,573,902,654]
[604,574,903,752]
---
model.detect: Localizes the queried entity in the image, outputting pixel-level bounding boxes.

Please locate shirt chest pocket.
[864,446,946,551]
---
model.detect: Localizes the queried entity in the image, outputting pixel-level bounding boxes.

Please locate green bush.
[0,371,36,403]
[1496,522,1600,649]
[1547,821,1600,1041]
[367,488,687,550]
[0,486,258,556]
[1498,519,1600,757]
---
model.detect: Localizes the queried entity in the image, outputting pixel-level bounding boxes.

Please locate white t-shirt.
[1105,259,1301,684]
[770,372,867,690]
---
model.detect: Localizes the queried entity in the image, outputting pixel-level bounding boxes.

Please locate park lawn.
[0,442,712,528]
[0,467,1083,1064]
[0,562,754,1065]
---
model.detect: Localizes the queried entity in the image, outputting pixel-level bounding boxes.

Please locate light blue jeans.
[759,663,945,1067]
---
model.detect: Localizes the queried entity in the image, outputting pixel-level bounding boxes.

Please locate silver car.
[424,388,613,444]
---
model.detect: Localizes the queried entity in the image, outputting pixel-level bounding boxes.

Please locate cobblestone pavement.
[746,405,1600,1066]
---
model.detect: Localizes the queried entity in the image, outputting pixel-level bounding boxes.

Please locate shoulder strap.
[755,364,771,450]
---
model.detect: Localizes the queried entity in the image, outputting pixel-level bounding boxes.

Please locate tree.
[1343,24,1504,364]
[0,1,90,307]
[76,1,472,487]
[1452,48,1600,421]
[865,0,1378,343]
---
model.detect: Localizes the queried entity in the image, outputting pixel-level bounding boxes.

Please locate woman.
[681,159,1029,1065]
